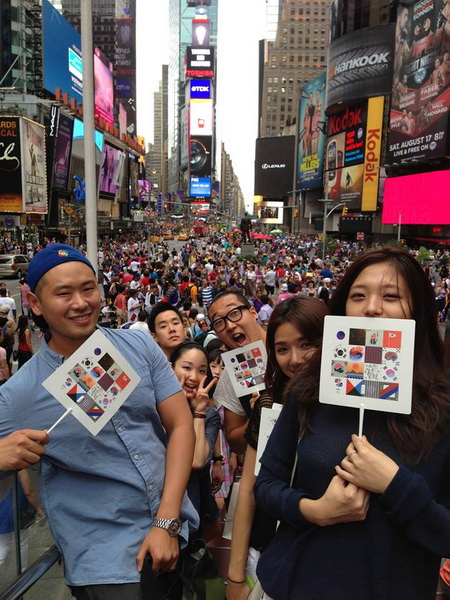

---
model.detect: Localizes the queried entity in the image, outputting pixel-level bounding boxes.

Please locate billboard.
[386,1,450,164]
[180,106,189,168]
[339,215,373,233]
[254,136,296,197]
[258,201,284,224]
[94,48,114,126]
[42,0,83,103]
[297,73,327,190]
[115,3,137,134]
[21,118,47,214]
[73,118,104,154]
[99,143,124,196]
[190,136,212,176]
[326,23,395,108]
[52,113,74,190]
[190,176,212,198]
[186,46,215,78]
[0,117,23,212]
[325,99,384,210]
[361,97,384,211]
[383,170,450,224]
[190,79,212,99]
[192,20,211,46]
[129,155,139,199]
[189,99,213,136]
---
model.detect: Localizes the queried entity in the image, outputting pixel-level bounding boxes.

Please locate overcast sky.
[136,0,269,208]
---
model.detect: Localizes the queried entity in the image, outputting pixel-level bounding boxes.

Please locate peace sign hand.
[189,376,218,413]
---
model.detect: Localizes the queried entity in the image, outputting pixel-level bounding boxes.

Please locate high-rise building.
[58,0,128,61]
[260,0,330,137]
[0,0,42,93]
[54,0,137,135]
[152,65,169,196]
[221,143,245,220]
[167,0,218,191]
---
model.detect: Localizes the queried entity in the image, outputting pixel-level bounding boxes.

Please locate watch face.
[167,518,182,536]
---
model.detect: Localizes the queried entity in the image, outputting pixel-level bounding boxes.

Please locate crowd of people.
[0,231,450,599]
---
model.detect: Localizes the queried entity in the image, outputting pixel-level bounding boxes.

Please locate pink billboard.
[382,170,450,225]
[94,48,114,126]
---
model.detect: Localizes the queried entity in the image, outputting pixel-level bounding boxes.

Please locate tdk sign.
[190,80,211,99]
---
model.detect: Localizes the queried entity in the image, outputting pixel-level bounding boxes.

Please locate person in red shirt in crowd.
[209,266,219,283]
[140,270,150,293]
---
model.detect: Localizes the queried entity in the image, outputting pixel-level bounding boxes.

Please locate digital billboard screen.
[254,136,296,197]
[52,113,74,190]
[73,118,104,153]
[297,73,327,190]
[190,176,212,198]
[186,46,215,78]
[192,20,211,47]
[190,136,212,177]
[383,170,450,225]
[326,24,395,108]
[94,48,114,126]
[386,0,450,164]
[99,143,124,196]
[115,8,137,134]
[189,99,213,136]
[190,79,212,100]
[325,103,367,208]
[258,201,284,224]
[42,0,83,103]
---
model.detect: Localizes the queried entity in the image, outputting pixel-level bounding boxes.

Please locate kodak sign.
[361,96,384,211]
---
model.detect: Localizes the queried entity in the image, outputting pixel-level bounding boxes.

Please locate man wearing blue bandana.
[0,244,198,600]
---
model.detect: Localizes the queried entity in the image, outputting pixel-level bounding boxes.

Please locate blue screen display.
[42,0,83,103]
[190,176,211,198]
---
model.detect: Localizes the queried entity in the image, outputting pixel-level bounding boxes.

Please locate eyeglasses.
[211,305,250,332]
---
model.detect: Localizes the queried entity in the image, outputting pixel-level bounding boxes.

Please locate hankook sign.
[326,23,395,108]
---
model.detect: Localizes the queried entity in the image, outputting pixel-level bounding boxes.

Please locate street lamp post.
[320,201,347,261]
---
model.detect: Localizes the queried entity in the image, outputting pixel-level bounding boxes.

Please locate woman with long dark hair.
[16,314,33,369]
[226,297,328,599]
[255,247,450,600]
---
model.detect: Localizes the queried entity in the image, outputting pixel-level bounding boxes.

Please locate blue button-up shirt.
[0,328,199,586]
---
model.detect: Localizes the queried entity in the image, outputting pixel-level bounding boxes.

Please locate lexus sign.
[254,136,295,197]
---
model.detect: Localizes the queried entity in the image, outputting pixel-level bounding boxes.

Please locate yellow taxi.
[177,232,189,241]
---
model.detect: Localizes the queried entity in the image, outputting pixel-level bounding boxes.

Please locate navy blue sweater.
[255,398,450,600]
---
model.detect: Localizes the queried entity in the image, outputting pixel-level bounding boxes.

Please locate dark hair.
[293,246,450,462]
[189,309,199,321]
[207,291,250,314]
[205,337,224,354]
[265,297,328,396]
[208,348,224,364]
[17,314,29,339]
[170,341,209,368]
[148,302,183,333]
[260,295,270,305]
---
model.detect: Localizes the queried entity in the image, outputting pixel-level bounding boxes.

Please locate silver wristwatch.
[152,517,182,537]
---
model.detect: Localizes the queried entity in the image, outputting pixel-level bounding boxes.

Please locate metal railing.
[0,546,61,600]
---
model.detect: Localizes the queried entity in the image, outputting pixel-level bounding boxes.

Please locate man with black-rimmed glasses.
[208,292,266,454]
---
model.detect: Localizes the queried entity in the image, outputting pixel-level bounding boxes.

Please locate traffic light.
[342,206,348,216]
